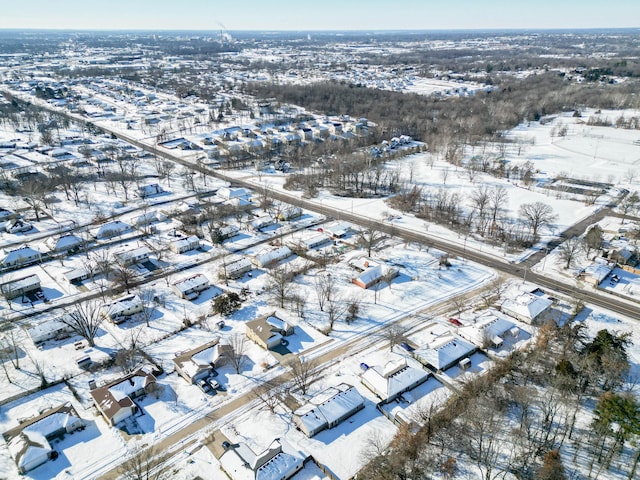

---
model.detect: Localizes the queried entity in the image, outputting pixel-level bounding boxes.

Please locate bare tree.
[489,186,508,229]
[286,356,319,395]
[558,237,584,269]
[112,262,139,294]
[118,444,165,480]
[21,179,48,221]
[252,377,284,413]
[61,300,104,347]
[384,323,408,351]
[519,201,557,239]
[0,330,21,370]
[358,227,385,257]
[264,265,295,309]
[137,288,156,327]
[440,166,450,184]
[619,191,639,224]
[227,334,247,374]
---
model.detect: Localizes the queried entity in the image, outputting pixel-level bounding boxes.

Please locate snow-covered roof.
[172,273,209,293]
[115,245,151,263]
[103,294,142,317]
[2,246,40,264]
[413,333,476,370]
[226,257,252,273]
[457,312,516,347]
[0,274,40,294]
[583,261,615,283]
[93,220,131,239]
[45,233,83,252]
[170,234,200,249]
[361,359,430,401]
[252,246,292,267]
[293,383,364,436]
[220,438,305,480]
[501,293,553,322]
[90,369,156,422]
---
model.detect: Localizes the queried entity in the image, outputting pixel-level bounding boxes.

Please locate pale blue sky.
[1,0,638,31]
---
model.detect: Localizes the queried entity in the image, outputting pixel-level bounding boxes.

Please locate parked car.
[449,318,463,327]
[197,378,212,393]
[207,378,220,390]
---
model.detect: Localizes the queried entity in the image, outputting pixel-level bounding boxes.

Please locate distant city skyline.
[2,0,639,31]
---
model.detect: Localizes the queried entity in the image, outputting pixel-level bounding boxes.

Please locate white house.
[172,273,210,300]
[169,235,200,254]
[252,246,292,268]
[3,403,84,474]
[299,232,332,250]
[2,246,41,268]
[102,294,143,323]
[323,221,352,238]
[349,257,399,289]
[0,274,41,300]
[412,333,477,371]
[26,316,75,344]
[90,369,157,425]
[114,245,151,266]
[137,183,165,198]
[360,359,430,403]
[458,311,518,349]
[292,383,365,437]
[45,234,84,253]
[220,258,252,279]
[216,187,250,201]
[500,292,553,324]
[93,221,131,240]
[219,438,306,480]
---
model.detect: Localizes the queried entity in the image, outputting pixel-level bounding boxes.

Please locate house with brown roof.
[245,313,294,350]
[90,369,157,426]
[173,338,232,384]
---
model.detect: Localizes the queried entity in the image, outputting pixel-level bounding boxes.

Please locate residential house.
[173,338,231,384]
[360,359,430,403]
[219,438,306,480]
[2,246,41,268]
[216,187,250,201]
[322,221,352,238]
[250,215,277,232]
[169,235,200,254]
[26,315,75,344]
[412,333,477,371]
[114,246,151,266]
[458,311,519,349]
[349,257,399,289]
[252,246,292,268]
[500,292,553,324]
[137,183,165,198]
[580,259,615,286]
[45,234,84,254]
[90,369,157,426]
[0,274,41,300]
[94,221,131,240]
[292,383,365,437]
[220,258,252,279]
[172,273,210,300]
[299,232,332,250]
[63,267,91,285]
[102,294,143,324]
[3,403,84,474]
[278,206,302,221]
[246,313,294,350]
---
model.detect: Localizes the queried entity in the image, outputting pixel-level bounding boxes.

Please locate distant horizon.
[1,1,638,32]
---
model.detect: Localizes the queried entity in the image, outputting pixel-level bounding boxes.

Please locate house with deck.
[246,313,294,350]
[90,369,157,426]
[173,338,231,384]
